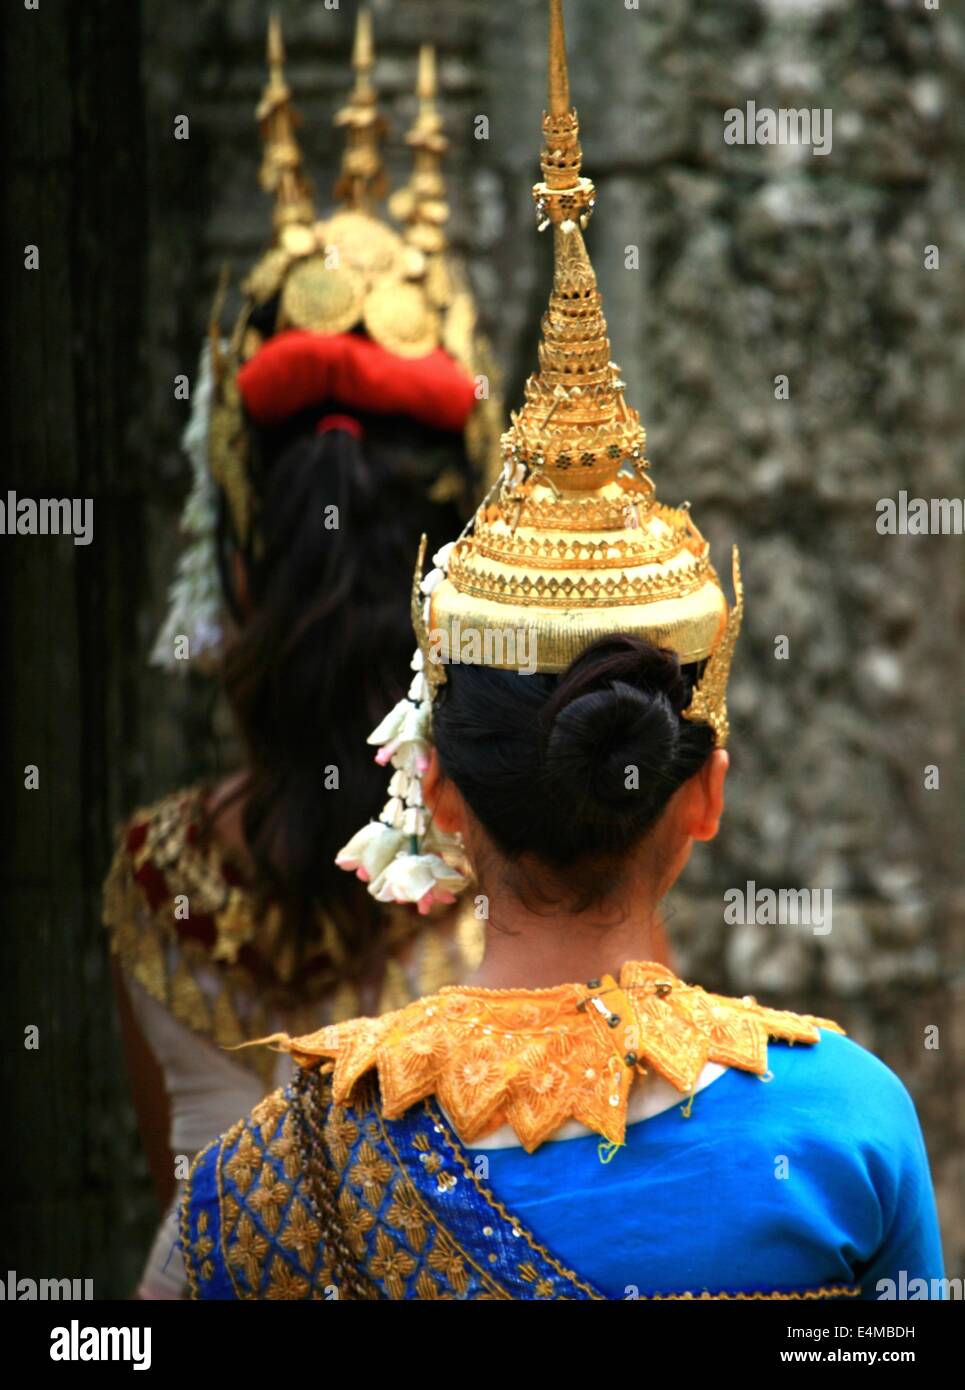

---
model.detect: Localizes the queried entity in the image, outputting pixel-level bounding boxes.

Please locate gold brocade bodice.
[103,787,484,1084]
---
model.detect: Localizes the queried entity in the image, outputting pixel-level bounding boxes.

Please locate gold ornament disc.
[363,280,440,359]
[323,210,406,283]
[279,255,365,335]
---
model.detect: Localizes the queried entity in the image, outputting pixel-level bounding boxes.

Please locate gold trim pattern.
[427,1101,600,1298]
[447,547,713,608]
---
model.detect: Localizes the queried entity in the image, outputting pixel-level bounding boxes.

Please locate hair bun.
[610,641,691,713]
[544,680,681,820]
[432,640,715,878]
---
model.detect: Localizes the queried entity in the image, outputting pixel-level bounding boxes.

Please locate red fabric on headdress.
[316,413,364,440]
[237,331,477,435]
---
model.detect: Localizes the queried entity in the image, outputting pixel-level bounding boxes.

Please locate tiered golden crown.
[242,10,438,359]
[240,11,499,370]
[207,10,503,545]
[425,0,742,743]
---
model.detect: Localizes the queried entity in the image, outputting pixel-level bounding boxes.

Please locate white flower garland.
[150,342,225,673]
[336,543,471,912]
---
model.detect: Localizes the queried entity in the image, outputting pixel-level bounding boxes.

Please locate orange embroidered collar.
[281,961,844,1153]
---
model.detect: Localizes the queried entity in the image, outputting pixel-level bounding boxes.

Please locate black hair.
[431,636,716,912]
[217,404,474,982]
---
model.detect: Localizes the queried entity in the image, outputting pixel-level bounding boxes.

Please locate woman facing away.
[178,2,945,1301]
[103,16,499,1299]
[180,636,944,1301]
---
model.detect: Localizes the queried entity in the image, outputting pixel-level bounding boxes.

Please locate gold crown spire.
[255,14,315,233]
[389,45,451,259]
[386,44,504,479]
[418,40,438,102]
[333,7,389,211]
[505,0,646,494]
[548,0,570,116]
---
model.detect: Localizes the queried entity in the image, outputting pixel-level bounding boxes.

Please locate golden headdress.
[429,0,741,701]
[336,0,743,910]
[156,13,500,671]
[243,13,496,366]
[203,11,500,551]
[242,9,425,356]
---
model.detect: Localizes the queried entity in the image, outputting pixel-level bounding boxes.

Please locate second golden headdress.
[210,9,503,549]
[153,9,505,673]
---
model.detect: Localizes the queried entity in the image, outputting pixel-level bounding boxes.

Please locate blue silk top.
[464,1030,945,1300]
[181,1028,944,1300]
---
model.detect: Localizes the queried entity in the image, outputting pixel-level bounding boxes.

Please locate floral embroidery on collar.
[279,961,844,1153]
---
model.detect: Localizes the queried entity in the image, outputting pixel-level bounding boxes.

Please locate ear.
[685,749,729,843]
[421,746,466,837]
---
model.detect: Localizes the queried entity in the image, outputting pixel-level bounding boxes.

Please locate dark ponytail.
[432,636,715,910]
[219,409,473,977]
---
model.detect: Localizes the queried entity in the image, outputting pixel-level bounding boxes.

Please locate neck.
[205,772,255,870]
[467,873,674,991]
